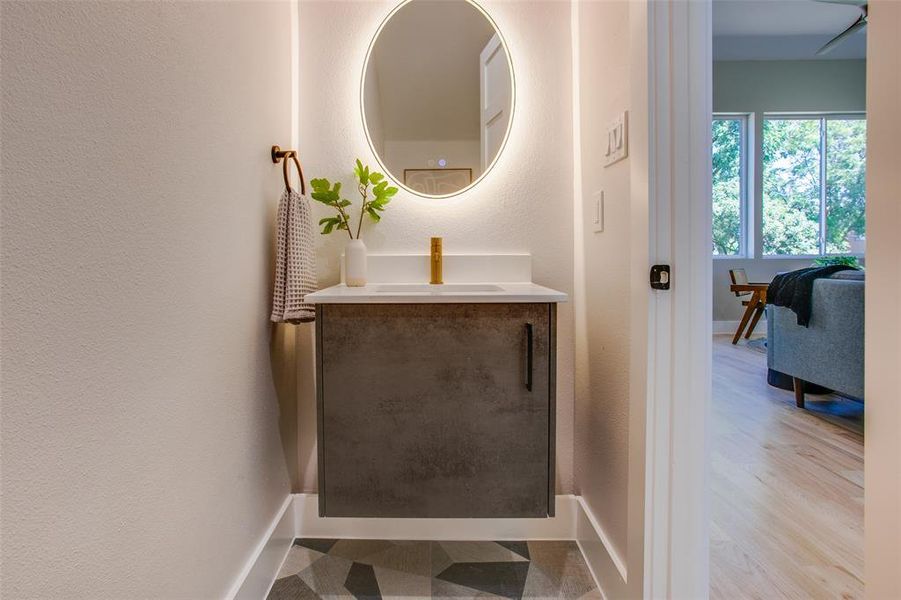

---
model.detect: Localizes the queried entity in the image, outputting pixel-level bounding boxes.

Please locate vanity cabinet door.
[317,303,555,518]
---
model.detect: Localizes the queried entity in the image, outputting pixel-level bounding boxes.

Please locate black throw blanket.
[767,265,858,327]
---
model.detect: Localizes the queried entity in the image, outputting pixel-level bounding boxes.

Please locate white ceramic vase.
[345,239,368,287]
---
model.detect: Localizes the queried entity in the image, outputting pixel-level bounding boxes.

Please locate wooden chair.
[729,268,766,344]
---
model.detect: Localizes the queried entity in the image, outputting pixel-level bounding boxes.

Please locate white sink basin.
[374,283,504,293]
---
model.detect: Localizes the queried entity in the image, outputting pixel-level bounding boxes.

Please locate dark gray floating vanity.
[306,281,566,519]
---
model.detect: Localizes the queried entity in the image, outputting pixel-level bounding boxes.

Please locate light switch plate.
[604,111,628,167]
[592,190,604,233]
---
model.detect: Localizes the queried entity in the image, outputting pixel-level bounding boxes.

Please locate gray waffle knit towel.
[271,188,317,323]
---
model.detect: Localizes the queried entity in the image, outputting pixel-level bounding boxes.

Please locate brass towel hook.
[271,145,306,195]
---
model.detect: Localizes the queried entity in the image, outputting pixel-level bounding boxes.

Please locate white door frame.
[644,0,713,598]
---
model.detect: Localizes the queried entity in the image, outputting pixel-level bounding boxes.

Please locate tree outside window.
[714,114,867,258]
[825,119,867,253]
[762,116,866,256]
[712,118,744,256]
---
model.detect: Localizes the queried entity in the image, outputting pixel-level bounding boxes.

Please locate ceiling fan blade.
[816,15,867,55]
[811,0,867,7]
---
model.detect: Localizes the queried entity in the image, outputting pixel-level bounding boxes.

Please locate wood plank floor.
[710,335,863,600]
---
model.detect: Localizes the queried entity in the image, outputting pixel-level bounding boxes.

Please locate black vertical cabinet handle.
[525,323,533,391]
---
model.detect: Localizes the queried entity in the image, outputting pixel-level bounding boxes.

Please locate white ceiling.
[369,0,496,141]
[713,0,867,60]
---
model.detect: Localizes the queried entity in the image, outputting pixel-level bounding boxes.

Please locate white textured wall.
[712,60,867,322]
[572,1,648,596]
[864,1,901,596]
[0,2,293,598]
[298,0,575,493]
[574,0,631,557]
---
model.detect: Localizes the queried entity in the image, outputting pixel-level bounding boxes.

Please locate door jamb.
[643,0,713,597]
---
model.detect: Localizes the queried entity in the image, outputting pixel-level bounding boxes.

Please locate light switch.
[604,111,629,167]
[593,190,604,233]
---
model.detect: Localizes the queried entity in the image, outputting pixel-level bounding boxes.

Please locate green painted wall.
[714,60,866,113]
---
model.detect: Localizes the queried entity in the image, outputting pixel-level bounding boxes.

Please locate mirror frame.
[360,0,515,199]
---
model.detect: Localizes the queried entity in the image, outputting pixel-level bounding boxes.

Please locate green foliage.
[813,255,861,268]
[310,178,352,235]
[825,119,866,253]
[762,118,822,255]
[760,118,866,256]
[310,160,398,239]
[712,117,866,257]
[711,119,742,255]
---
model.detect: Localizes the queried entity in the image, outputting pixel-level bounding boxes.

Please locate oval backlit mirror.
[361,0,514,198]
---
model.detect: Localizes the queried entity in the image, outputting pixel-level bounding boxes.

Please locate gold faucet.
[430,237,443,285]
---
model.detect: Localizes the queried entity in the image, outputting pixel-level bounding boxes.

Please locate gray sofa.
[766,271,865,407]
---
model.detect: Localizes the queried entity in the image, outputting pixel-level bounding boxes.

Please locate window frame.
[711,113,751,259]
[761,112,867,259]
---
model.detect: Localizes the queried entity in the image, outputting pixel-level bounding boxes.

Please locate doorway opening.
[709,1,866,596]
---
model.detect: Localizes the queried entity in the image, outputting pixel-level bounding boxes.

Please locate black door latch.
[650,264,671,290]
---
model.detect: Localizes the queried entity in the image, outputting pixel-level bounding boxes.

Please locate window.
[762,116,866,256]
[711,116,748,256]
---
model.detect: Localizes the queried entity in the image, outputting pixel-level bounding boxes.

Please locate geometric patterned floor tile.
[526,541,596,599]
[294,538,340,554]
[521,561,560,598]
[268,574,319,600]
[431,542,455,577]
[267,539,599,600]
[297,553,353,597]
[432,577,505,598]
[495,542,530,561]
[373,565,432,598]
[330,539,395,563]
[343,562,380,599]
[363,540,433,578]
[435,561,530,599]
[278,546,325,579]
[438,542,530,564]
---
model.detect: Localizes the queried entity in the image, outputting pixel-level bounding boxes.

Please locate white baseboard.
[292,493,577,540]
[236,493,623,599]
[713,317,766,335]
[228,495,295,600]
[575,497,626,600]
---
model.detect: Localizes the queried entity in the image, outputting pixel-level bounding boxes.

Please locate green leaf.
[354,159,371,186]
[318,216,343,235]
[366,206,381,222]
[338,199,353,208]
[310,177,331,192]
[310,191,338,205]
[369,172,384,184]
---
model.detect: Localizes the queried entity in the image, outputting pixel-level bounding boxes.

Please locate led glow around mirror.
[361,0,514,198]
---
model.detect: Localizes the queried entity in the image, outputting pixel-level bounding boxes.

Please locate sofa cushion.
[831,270,865,280]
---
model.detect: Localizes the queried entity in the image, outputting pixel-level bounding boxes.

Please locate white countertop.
[305,282,568,304]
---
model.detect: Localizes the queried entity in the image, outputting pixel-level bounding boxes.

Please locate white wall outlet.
[604,111,629,167]
[593,190,604,233]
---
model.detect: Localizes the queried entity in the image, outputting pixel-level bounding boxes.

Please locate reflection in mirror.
[362,0,513,198]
